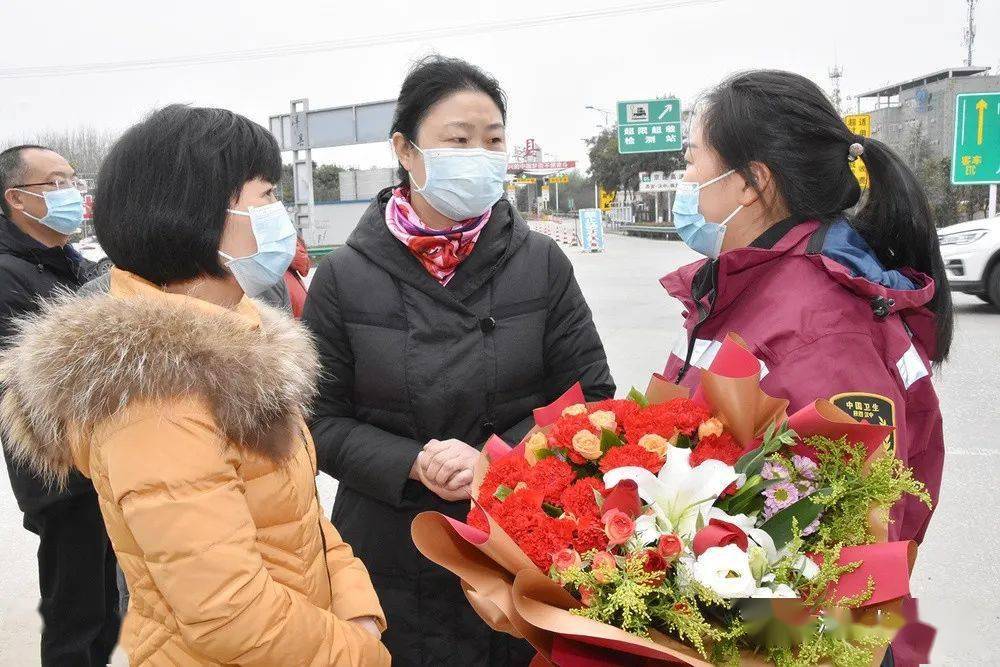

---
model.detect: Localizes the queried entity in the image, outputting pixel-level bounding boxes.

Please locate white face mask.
[218,201,296,297]
[410,145,508,221]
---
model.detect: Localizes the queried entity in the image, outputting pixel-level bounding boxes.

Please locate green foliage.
[735,422,797,476]
[807,436,931,548]
[760,489,830,551]
[600,428,625,453]
[585,126,686,194]
[626,387,650,408]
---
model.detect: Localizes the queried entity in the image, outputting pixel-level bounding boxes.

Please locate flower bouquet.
[411,335,933,666]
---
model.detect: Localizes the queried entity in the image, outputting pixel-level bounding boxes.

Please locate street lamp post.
[585,106,612,210]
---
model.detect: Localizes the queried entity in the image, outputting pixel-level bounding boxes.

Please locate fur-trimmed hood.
[0,285,319,488]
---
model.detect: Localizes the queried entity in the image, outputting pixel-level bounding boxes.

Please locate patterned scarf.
[384,187,491,285]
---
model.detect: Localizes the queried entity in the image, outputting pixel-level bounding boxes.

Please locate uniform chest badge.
[831,392,896,452]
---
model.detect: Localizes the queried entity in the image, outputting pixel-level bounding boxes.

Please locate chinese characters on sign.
[617,98,683,154]
[952,93,1000,185]
[843,114,871,191]
[507,160,576,171]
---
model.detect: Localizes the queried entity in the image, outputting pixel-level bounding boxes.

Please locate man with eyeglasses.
[0,144,120,666]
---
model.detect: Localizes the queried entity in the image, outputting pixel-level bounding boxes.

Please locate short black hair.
[390,55,507,186]
[94,104,282,285]
[0,144,52,217]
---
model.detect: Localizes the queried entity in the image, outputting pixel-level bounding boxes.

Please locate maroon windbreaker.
[662,219,943,547]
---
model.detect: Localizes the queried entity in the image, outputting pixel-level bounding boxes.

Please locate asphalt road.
[0,234,996,665]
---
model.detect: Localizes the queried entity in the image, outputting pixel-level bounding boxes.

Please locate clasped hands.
[409,438,480,502]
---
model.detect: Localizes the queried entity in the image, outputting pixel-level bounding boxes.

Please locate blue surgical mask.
[219,201,297,298]
[672,169,743,259]
[411,145,508,221]
[12,187,84,235]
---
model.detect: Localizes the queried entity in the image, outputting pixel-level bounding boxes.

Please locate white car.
[938,216,1000,309]
[74,236,113,275]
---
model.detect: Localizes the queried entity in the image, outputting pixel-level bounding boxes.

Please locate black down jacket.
[302,189,614,666]
[0,214,96,513]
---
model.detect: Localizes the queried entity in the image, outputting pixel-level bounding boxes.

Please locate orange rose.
[572,430,602,460]
[578,584,596,607]
[638,433,669,457]
[588,410,618,433]
[561,403,588,417]
[524,431,550,465]
[698,417,724,439]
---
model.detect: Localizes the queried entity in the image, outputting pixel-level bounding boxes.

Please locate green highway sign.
[617,98,682,154]
[952,93,1000,185]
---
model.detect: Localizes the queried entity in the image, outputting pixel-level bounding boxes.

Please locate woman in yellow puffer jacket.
[0,104,390,666]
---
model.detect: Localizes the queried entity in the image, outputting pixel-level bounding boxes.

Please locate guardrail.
[620,225,678,240]
[526,219,579,246]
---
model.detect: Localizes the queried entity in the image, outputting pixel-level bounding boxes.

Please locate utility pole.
[829,64,844,114]
[964,0,977,67]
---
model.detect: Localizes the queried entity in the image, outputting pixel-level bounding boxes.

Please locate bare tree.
[3,126,119,181]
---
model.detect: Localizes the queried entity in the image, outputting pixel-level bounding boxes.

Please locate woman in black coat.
[302,56,615,666]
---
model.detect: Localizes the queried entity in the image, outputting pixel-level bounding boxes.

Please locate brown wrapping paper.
[412,355,915,665]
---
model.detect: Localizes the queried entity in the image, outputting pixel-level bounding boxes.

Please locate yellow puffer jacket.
[0,269,390,666]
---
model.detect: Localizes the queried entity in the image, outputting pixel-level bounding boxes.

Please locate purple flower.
[792,455,818,481]
[764,481,799,515]
[797,480,816,496]
[761,461,790,481]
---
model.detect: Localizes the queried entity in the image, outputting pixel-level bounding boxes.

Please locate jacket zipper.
[676,260,719,383]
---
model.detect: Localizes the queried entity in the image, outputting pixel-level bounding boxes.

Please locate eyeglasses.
[11,176,89,193]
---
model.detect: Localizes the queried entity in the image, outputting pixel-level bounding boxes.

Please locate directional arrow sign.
[953,93,1000,185]
[977,99,987,145]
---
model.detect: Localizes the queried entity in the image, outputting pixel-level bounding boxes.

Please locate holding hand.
[409,438,479,502]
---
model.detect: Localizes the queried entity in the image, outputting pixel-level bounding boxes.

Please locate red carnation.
[488,488,575,569]
[599,443,664,475]
[559,478,605,521]
[659,398,711,436]
[527,456,575,504]
[691,431,742,467]
[477,452,531,501]
[623,399,711,443]
[551,413,598,449]
[572,515,610,553]
[466,504,490,533]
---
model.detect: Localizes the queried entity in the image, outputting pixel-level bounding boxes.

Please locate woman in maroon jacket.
[662,72,950,665]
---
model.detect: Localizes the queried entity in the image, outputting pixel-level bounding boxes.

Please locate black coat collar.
[0,214,83,281]
[346,188,530,312]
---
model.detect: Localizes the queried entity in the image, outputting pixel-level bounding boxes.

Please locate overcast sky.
[3,0,998,171]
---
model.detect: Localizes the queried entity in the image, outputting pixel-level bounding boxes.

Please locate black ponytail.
[852,138,953,360]
[701,70,953,361]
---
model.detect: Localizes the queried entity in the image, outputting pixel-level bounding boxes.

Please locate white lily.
[604,445,739,540]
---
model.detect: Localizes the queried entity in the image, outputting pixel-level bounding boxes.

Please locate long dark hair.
[390,55,507,187]
[700,70,953,361]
